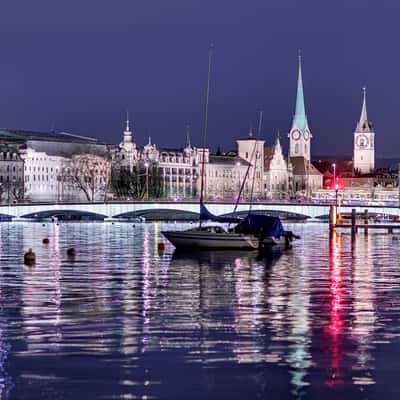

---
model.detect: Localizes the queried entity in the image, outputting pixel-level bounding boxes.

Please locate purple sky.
[0,0,398,157]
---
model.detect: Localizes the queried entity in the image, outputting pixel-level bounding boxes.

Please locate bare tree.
[62,154,111,202]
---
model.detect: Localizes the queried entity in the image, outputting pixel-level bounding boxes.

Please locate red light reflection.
[325,231,344,388]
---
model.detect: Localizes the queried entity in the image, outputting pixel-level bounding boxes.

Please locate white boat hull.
[162,230,260,250]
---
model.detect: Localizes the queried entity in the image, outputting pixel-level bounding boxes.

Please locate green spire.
[292,51,308,132]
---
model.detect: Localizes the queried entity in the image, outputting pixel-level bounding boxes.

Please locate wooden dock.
[329,206,400,234]
[335,223,400,233]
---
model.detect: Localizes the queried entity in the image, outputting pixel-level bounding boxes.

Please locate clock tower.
[353,88,375,174]
[289,52,312,161]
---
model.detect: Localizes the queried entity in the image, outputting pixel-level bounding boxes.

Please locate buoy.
[42,238,50,244]
[24,248,36,264]
[158,242,166,252]
[67,247,76,257]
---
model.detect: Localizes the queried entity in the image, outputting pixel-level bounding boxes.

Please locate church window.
[295,144,299,154]
[245,152,249,159]
[305,144,307,154]
[361,156,363,161]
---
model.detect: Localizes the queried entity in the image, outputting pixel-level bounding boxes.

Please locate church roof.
[291,54,309,133]
[263,147,275,170]
[289,156,322,176]
[356,88,373,133]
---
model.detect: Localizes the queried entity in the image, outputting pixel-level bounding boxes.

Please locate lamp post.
[332,163,336,187]
[335,183,339,207]
[144,162,149,200]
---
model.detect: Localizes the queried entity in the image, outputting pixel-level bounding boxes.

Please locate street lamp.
[335,183,339,207]
[332,163,336,188]
[144,162,149,200]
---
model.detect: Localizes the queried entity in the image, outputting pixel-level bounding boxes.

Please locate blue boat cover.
[199,202,241,223]
[234,214,286,238]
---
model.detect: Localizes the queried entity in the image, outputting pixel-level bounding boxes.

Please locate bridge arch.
[0,212,13,221]
[221,209,310,220]
[21,209,108,221]
[114,208,200,221]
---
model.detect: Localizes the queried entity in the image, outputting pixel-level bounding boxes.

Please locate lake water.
[0,222,400,399]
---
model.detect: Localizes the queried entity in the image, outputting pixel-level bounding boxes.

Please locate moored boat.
[162,225,259,250]
[162,212,298,250]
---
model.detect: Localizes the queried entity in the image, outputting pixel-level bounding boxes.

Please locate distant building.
[263,135,289,199]
[112,120,200,199]
[287,54,322,196]
[236,132,265,199]
[289,156,323,196]
[21,147,66,202]
[0,129,109,202]
[353,88,375,174]
[204,154,250,200]
[0,144,24,203]
[288,54,312,161]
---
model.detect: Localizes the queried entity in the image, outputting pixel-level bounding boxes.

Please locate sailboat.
[162,45,298,250]
[162,205,293,250]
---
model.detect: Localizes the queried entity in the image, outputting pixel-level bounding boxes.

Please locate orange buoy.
[42,238,50,244]
[24,248,36,265]
[158,242,166,251]
[67,247,76,257]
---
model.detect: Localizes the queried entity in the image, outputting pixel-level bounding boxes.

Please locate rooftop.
[0,129,102,145]
[290,156,323,176]
[210,155,251,166]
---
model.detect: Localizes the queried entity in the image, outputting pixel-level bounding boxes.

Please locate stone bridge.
[0,201,399,221]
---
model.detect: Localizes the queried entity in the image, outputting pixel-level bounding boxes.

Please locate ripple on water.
[1,222,400,399]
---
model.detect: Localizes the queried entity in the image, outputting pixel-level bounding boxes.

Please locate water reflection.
[0,223,400,399]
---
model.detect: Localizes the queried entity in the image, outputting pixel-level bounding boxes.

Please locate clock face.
[303,129,310,141]
[291,129,301,140]
[356,135,369,148]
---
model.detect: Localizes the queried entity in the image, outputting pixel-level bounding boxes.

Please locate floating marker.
[24,248,36,265]
[67,248,76,257]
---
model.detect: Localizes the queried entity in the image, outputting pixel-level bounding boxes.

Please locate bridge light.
[334,183,339,191]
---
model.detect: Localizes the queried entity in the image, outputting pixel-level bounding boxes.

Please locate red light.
[334,184,339,190]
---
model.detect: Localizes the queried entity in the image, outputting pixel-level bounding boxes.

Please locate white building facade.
[264,136,290,199]
[21,147,66,202]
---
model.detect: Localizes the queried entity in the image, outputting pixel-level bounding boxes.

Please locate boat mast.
[231,111,263,219]
[200,43,214,205]
[248,110,263,213]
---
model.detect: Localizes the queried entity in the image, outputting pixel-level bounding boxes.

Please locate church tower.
[353,88,375,174]
[288,53,312,161]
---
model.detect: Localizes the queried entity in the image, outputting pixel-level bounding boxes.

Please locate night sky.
[0,0,398,157]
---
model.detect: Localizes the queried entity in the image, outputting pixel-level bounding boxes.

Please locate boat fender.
[158,242,166,252]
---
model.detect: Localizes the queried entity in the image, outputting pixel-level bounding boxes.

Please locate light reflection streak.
[325,230,344,388]
[285,257,312,396]
[142,224,151,347]
[351,235,376,385]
